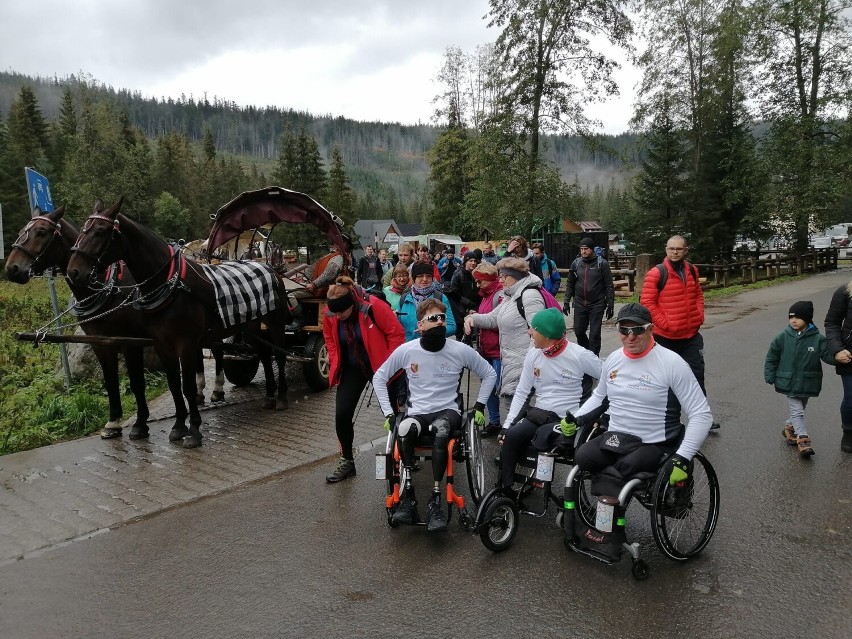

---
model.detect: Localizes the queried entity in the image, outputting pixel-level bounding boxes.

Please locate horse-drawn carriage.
[205,186,354,391]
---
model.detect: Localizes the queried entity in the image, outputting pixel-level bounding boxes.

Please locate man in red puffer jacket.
[641,235,720,430]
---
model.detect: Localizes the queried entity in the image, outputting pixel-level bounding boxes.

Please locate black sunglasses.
[423,313,446,323]
[617,323,652,336]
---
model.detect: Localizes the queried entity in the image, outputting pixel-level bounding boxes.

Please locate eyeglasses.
[617,323,652,336]
[423,313,446,323]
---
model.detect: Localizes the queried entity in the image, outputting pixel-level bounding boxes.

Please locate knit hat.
[530,307,567,339]
[617,303,652,325]
[411,262,434,279]
[463,251,477,264]
[788,300,814,324]
[579,237,595,249]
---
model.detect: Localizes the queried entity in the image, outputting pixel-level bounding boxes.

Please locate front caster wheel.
[479,497,519,552]
[632,559,650,580]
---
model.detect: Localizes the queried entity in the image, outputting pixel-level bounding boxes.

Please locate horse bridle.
[11,217,63,271]
[70,213,121,271]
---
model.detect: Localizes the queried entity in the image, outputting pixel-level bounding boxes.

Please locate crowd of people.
[318,233,851,530]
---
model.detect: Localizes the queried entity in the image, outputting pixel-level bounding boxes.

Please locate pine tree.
[325,147,355,228]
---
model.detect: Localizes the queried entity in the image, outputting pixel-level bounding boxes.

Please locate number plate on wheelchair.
[595,500,614,532]
[535,453,555,481]
[375,454,387,480]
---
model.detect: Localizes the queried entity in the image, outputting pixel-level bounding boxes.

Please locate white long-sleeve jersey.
[575,343,713,460]
[503,343,603,429]
[373,339,498,417]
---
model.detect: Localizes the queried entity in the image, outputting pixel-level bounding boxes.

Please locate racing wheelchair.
[562,441,720,580]
[471,417,605,552]
[376,400,485,530]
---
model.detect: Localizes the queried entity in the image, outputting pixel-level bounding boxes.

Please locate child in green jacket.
[764,301,838,458]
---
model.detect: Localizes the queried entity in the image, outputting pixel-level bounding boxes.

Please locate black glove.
[605,305,614,320]
[563,298,572,315]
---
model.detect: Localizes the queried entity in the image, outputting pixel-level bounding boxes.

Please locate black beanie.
[411,262,433,279]
[579,237,595,249]
[788,300,814,324]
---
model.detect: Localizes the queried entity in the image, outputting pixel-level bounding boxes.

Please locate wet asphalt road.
[1,271,851,639]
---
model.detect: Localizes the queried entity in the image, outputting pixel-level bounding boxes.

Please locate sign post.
[25,167,72,389]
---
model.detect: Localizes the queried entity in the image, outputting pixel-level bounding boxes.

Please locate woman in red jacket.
[472,262,505,436]
[323,276,405,483]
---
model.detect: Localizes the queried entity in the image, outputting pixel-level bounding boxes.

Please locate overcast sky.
[0,0,638,133]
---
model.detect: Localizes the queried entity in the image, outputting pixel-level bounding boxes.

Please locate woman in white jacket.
[464,257,546,414]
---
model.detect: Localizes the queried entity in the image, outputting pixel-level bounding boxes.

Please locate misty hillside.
[0,71,640,209]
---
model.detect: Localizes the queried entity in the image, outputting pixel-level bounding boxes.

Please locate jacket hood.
[504,273,543,296]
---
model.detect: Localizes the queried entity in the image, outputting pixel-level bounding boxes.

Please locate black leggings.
[335,365,370,460]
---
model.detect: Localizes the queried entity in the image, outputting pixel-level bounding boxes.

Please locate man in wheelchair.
[573,303,713,503]
[373,299,497,532]
[499,307,603,495]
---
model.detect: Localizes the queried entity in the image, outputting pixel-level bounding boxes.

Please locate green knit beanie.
[530,307,566,339]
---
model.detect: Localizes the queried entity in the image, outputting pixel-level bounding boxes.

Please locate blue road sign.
[25,167,54,214]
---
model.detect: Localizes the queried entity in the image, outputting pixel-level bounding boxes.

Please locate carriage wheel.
[222,356,260,387]
[302,334,330,391]
[651,452,720,561]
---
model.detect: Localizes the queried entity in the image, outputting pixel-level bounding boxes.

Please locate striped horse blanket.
[202,262,280,329]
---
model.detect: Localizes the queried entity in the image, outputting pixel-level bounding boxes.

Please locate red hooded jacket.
[641,258,704,340]
[323,293,405,387]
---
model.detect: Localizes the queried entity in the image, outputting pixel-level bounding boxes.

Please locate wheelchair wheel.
[479,496,519,552]
[464,415,486,505]
[574,470,597,530]
[651,452,720,561]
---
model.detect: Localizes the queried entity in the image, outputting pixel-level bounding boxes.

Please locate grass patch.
[0,277,167,455]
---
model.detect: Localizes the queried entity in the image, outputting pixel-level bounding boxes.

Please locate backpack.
[515,285,562,322]
[570,255,604,272]
[651,262,698,291]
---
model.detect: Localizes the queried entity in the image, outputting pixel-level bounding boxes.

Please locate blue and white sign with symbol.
[25,167,54,214]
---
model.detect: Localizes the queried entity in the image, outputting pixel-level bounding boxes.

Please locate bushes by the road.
[0,277,166,455]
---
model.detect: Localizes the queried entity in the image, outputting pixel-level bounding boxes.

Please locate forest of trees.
[1,1,851,264]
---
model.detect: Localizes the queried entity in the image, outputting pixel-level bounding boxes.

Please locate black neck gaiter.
[420,325,447,352]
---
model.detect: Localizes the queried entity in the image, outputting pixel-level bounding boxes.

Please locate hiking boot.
[842,431,852,453]
[482,423,501,438]
[392,488,418,525]
[782,423,798,445]
[797,436,815,458]
[426,491,448,533]
[325,457,356,483]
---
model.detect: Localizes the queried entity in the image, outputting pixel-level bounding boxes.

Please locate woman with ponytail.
[322,276,405,483]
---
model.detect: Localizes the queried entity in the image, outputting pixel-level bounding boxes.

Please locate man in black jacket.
[356,245,381,290]
[564,237,615,357]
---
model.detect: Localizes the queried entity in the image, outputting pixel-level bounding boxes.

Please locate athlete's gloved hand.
[383,415,394,432]
[605,305,614,320]
[559,410,577,437]
[669,454,689,485]
[472,402,486,427]
[563,298,572,315]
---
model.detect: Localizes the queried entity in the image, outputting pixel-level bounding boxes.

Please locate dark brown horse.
[66,199,290,448]
[5,206,152,439]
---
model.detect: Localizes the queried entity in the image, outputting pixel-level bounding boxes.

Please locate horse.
[66,198,290,448]
[5,206,153,439]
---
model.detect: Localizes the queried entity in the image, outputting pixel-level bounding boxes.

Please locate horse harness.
[11,216,63,273]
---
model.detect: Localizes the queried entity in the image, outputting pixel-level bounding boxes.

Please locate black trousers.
[575,436,672,496]
[654,333,706,395]
[499,409,560,488]
[399,409,462,483]
[335,365,371,460]
[573,300,606,356]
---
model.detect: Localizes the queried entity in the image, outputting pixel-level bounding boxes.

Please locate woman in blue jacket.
[398,261,456,341]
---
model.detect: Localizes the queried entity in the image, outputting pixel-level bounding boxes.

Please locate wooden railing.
[558,248,840,296]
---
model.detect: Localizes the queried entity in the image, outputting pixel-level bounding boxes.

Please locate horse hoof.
[100,428,123,440]
[261,397,276,409]
[210,391,225,403]
[129,426,149,440]
[169,427,189,442]
[275,399,288,411]
[183,435,203,449]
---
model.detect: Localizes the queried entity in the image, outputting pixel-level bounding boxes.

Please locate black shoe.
[285,315,306,331]
[710,421,721,431]
[842,431,852,453]
[426,492,448,533]
[392,489,418,525]
[482,423,501,438]
[325,457,356,483]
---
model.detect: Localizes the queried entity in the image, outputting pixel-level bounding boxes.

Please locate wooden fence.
[558,248,840,296]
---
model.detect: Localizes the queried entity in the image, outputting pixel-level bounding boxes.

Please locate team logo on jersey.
[605,433,620,447]
[560,368,573,379]
[533,367,541,378]
[609,369,619,381]
[410,363,419,374]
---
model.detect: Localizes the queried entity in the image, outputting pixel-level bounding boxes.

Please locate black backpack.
[640,263,699,304]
